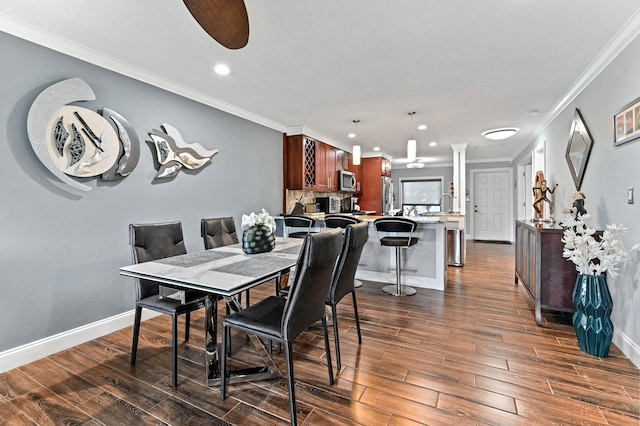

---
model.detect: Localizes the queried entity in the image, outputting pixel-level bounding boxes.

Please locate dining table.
[119,237,304,386]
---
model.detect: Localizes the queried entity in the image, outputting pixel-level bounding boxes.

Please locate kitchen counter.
[275,215,449,291]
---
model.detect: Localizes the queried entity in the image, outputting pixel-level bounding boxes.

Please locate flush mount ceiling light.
[406,161,424,168]
[407,112,417,162]
[351,119,361,165]
[482,128,519,140]
[213,64,230,75]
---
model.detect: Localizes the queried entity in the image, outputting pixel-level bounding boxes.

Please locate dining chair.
[324,214,364,288]
[129,221,208,388]
[201,216,249,309]
[220,228,343,426]
[326,221,368,370]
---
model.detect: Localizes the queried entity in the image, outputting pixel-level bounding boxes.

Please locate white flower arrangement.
[561,214,638,278]
[241,208,276,233]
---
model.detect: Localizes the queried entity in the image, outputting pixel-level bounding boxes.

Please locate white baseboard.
[0,310,158,373]
[613,329,640,368]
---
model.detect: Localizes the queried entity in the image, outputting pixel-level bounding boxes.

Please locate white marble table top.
[120,237,303,297]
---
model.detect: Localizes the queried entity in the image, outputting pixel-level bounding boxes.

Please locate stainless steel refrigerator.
[382,176,393,215]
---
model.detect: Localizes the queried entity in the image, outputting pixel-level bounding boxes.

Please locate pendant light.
[407,112,417,162]
[351,119,361,165]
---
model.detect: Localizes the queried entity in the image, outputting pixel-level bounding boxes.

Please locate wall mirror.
[565,109,593,191]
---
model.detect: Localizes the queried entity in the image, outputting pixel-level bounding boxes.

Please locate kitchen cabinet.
[284,135,340,191]
[515,220,581,325]
[315,142,338,191]
[358,157,392,214]
[284,134,317,190]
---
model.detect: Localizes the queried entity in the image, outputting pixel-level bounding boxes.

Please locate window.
[401,178,444,215]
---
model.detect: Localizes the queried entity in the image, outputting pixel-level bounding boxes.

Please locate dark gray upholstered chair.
[373,217,419,296]
[283,215,316,238]
[129,221,207,388]
[327,221,368,370]
[220,229,342,426]
[324,214,364,288]
[201,216,238,249]
[201,217,249,308]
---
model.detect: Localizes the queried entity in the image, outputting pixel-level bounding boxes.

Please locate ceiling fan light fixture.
[482,128,519,140]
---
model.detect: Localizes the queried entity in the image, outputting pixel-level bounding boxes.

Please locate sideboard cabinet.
[515,220,579,325]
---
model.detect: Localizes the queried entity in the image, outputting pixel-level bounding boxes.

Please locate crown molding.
[0,17,286,133]
[515,7,640,159]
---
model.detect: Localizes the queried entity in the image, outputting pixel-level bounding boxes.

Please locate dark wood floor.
[1,241,639,425]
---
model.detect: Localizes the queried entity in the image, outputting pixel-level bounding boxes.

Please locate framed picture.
[614,96,640,146]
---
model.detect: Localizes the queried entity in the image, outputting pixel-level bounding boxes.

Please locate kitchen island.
[275,214,451,291]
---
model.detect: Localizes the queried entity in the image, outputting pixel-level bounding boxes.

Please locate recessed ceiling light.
[482,128,519,140]
[429,141,437,147]
[348,132,356,138]
[213,64,230,75]
[406,162,424,168]
[418,124,427,130]
[373,146,380,151]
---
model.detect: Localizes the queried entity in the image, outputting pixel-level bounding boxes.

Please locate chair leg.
[395,247,402,295]
[284,340,298,426]
[351,291,362,344]
[321,315,335,385]
[130,306,142,365]
[171,314,178,388]
[220,324,228,400]
[331,304,341,370]
[185,311,191,341]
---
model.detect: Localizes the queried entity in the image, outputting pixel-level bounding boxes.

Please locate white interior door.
[472,169,512,241]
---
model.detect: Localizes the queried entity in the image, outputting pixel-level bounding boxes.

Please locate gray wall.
[0,32,283,352]
[513,37,640,354]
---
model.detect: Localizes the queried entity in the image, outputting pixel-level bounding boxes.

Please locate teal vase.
[572,274,613,357]
[242,225,275,254]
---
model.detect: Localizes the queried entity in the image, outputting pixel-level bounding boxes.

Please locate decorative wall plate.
[27,78,139,191]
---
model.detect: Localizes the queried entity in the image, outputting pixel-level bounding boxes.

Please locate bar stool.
[283,215,316,238]
[373,217,418,296]
[324,214,364,288]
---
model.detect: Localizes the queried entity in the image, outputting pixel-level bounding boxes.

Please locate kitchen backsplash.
[285,190,349,215]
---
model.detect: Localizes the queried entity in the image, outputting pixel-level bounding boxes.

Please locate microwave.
[316,197,342,214]
[339,170,356,192]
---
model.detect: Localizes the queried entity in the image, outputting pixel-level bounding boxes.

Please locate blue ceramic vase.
[242,225,275,254]
[572,274,613,357]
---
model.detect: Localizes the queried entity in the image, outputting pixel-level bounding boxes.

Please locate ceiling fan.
[183,0,249,49]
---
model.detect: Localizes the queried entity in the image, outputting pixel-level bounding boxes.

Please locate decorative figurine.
[532,171,558,221]
[563,191,587,220]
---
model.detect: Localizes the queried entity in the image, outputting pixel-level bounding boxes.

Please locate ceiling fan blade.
[183,0,249,49]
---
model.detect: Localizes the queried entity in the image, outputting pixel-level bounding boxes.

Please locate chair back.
[201,217,239,249]
[324,214,361,230]
[329,221,369,304]
[129,221,186,300]
[284,215,316,238]
[282,228,342,340]
[373,217,417,233]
